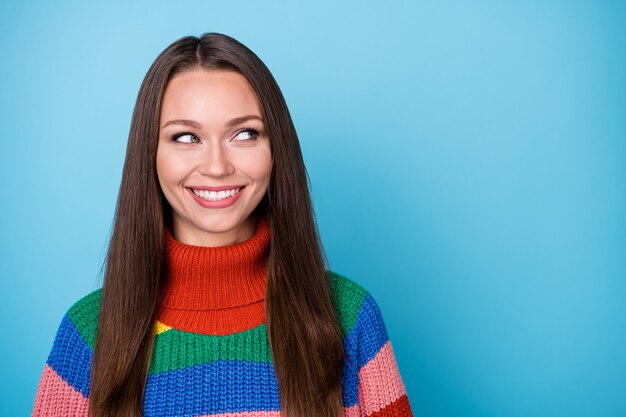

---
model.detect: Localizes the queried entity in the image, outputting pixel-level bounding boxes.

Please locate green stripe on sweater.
[149,324,272,374]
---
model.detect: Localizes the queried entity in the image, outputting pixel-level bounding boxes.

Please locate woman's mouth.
[190,187,242,201]
[186,186,246,209]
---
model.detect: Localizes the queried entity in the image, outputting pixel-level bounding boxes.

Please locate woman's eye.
[173,133,199,143]
[234,129,260,141]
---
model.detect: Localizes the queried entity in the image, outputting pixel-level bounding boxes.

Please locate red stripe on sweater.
[365,393,413,417]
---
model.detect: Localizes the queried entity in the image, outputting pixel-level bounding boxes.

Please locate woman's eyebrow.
[161,115,264,129]
[226,115,264,127]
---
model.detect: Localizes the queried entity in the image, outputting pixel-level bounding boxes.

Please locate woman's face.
[156,69,272,247]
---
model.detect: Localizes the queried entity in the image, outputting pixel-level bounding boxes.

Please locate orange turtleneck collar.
[158,215,270,335]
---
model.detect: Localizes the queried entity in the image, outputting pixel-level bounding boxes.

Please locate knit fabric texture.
[32,216,413,416]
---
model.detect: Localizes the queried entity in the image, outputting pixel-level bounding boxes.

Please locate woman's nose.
[197,143,234,178]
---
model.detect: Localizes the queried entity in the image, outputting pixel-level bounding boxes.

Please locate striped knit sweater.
[32,216,413,416]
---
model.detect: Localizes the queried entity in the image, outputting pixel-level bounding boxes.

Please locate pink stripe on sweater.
[32,364,89,417]
[342,404,361,417]
[358,341,407,417]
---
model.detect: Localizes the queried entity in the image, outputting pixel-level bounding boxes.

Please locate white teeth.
[192,188,241,201]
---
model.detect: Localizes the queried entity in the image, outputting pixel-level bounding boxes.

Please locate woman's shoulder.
[324,270,375,336]
[324,269,369,298]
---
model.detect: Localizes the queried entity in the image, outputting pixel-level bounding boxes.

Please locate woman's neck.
[170,212,259,247]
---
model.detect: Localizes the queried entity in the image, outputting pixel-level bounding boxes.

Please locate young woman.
[32,33,413,417]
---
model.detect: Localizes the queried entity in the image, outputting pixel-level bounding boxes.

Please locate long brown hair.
[89,33,345,417]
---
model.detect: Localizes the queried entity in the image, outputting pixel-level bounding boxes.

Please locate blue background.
[1,1,625,416]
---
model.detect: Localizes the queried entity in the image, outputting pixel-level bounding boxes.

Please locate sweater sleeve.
[31,313,92,416]
[355,292,413,417]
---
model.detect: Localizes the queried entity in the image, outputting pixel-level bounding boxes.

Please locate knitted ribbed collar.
[158,215,270,335]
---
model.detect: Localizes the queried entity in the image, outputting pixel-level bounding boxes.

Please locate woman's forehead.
[160,69,262,127]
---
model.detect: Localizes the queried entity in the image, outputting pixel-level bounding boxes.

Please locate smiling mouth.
[188,187,243,201]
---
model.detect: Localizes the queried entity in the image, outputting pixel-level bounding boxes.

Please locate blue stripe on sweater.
[143,354,363,416]
[340,347,360,406]
[46,314,92,397]
[142,360,281,416]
